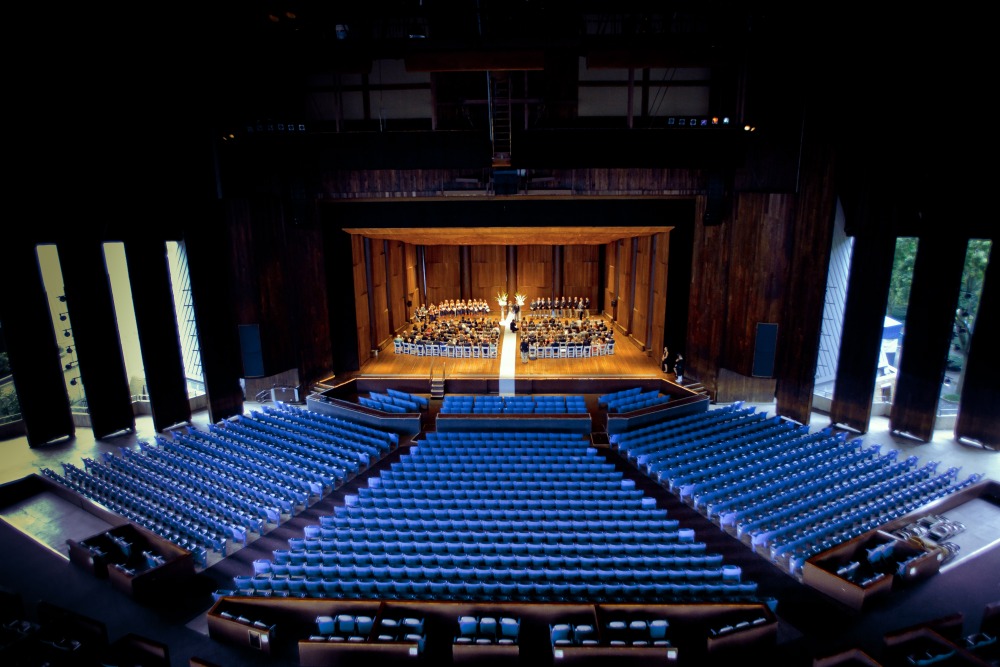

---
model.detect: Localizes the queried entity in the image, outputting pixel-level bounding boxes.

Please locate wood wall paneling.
[351,234,371,365]
[889,234,969,442]
[688,195,732,398]
[774,118,838,425]
[631,236,653,349]
[388,241,407,334]
[829,232,897,434]
[472,244,508,303]
[650,231,670,362]
[0,241,75,446]
[515,245,553,302]
[423,245,461,305]
[561,245,600,307]
[369,240,390,348]
[604,241,616,319]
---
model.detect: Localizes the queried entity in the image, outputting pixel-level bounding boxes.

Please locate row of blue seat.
[422,430,583,441]
[227,577,757,602]
[264,403,397,449]
[245,410,382,461]
[597,386,642,407]
[610,403,982,575]
[42,465,220,564]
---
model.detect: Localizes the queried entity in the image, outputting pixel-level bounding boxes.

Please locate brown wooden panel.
[515,245,553,300]
[956,249,999,448]
[890,234,968,441]
[632,236,653,348]
[387,241,407,334]
[616,239,634,331]
[471,244,507,302]
[650,231,670,362]
[604,240,617,318]
[424,245,461,304]
[561,245,600,306]
[687,196,732,398]
[370,242,390,347]
[829,232,897,434]
[403,243,419,322]
[352,234,370,365]
[721,193,796,376]
[774,119,838,425]
[345,225,672,246]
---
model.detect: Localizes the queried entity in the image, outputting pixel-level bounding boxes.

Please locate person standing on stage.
[520,338,530,363]
[674,354,685,384]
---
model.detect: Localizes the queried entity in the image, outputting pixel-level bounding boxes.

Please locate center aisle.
[498,313,517,395]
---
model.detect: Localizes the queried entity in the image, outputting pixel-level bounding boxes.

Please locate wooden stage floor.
[354,317,669,382]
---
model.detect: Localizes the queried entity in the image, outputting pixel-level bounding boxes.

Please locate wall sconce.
[69,376,81,386]
[65,360,79,371]
[59,312,69,321]
[66,346,73,354]
[63,329,73,338]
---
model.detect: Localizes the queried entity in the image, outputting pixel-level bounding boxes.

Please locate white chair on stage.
[558,343,568,358]
[582,344,592,358]
[480,344,490,358]
[489,343,497,358]
[471,344,480,358]
[607,341,615,355]
[404,342,415,355]
[393,339,402,354]
[416,344,425,356]
[567,345,578,358]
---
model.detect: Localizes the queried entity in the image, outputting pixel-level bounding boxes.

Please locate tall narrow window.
[942,239,992,418]
[103,242,145,400]
[0,322,20,426]
[167,241,205,397]
[814,201,853,406]
[880,237,919,412]
[35,244,86,412]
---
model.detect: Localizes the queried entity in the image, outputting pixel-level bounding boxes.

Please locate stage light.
[722,117,730,125]
[667,117,676,126]
[59,312,69,321]
[63,329,73,338]
[69,376,80,386]
[711,117,719,126]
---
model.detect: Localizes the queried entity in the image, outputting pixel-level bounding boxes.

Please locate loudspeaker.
[238,324,265,378]
[703,171,728,225]
[752,323,778,377]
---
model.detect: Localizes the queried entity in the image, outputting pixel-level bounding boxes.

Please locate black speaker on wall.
[752,322,778,378]
[703,170,729,226]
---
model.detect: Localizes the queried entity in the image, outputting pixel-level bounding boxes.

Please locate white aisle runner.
[498,312,517,396]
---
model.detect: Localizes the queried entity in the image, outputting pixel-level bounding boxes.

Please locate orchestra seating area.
[17,393,997,666]
[610,402,985,577]
[221,428,759,604]
[41,403,398,568]
[440,394,588,414]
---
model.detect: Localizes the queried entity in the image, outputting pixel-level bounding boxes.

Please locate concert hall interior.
[1,2,998,667]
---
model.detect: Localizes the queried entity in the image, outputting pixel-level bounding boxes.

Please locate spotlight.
[69,376,80,386]
[59,312,69,321]
[63,329,72,338]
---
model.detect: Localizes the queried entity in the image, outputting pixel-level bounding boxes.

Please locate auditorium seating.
[223,427,759,605]
[609,403,985,576]
[440,394,588,414]
[40,406,397,570]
